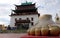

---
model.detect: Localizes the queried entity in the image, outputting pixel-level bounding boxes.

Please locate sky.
[0,0,60,26]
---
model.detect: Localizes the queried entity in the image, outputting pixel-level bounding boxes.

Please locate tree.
[7,25,11,30]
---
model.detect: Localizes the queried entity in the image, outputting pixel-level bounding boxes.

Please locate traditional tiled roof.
[13,8,37,13]
[10,2,40,16]
[15,2,35,7]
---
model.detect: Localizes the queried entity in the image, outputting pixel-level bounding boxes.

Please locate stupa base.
[20,34,60,38]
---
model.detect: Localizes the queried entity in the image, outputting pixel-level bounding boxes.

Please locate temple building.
[10,2,40,29]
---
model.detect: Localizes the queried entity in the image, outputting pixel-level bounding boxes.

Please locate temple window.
[19,18,21,20]
[31,22,33,25]
[31,17,33,21]
[27,18,29,20]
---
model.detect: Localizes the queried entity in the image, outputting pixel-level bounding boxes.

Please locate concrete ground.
[0,33,25,38]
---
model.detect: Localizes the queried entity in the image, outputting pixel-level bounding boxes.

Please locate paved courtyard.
[0,33,60,38]
[0,33,25,38]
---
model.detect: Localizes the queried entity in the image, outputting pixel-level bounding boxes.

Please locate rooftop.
[21,1,32,5]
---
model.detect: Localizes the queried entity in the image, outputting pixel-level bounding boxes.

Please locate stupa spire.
[56,13,59,17]
[55,13,59,21]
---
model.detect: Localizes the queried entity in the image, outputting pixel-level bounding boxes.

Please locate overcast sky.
[0,0,60,26]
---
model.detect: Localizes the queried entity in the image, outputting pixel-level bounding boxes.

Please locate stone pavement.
[0,33,25,38]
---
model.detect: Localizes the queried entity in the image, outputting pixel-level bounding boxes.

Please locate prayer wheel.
[29,27,35,36]
[41,27,49,36]
[49,26,60,36]
[35,27,41,36]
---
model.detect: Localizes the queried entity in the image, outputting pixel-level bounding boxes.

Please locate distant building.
[55,13,60,27]
[0,24,5,30]
[10,2,40,29]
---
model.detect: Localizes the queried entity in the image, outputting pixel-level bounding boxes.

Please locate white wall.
[10,14,39,27]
